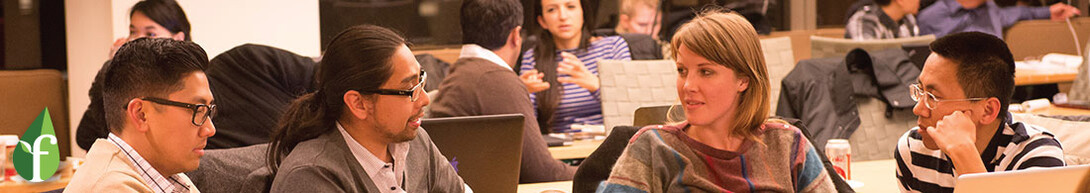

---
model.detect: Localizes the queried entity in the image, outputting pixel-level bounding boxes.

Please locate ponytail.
[264,25,403,175]
[266,92,338,174]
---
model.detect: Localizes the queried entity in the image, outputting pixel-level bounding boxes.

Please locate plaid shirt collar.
[107,133,192,193]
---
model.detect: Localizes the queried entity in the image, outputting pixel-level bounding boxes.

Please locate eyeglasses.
[359,70,428,102]
[142,97,217,126]
[908,84,987,110]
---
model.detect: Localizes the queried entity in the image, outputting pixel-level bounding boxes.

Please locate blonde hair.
[616,0,660,34]
[619,0,659,15]
[670,10,771,139]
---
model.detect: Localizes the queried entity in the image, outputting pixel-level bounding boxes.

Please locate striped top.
[107,133,193,193]
[894,114,1066,192]
[599,121,836,192]
[519,36,631,132]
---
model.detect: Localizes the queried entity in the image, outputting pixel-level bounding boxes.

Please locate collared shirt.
[335,122,411,193]
[845,4,919,40]
[894,113,1066,192]
[917,0,1049,38]
[106,133,193,193]
[459,44,512,71]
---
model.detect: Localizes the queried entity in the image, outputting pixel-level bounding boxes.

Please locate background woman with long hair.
[520,0,633,134]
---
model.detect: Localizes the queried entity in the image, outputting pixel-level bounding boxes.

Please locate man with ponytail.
[266,25,467,192]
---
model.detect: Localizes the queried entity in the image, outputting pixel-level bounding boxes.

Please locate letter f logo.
[13,108,60,182]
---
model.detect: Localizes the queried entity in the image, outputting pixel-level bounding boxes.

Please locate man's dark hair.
[267,25,406,174]
[131,0,192,41]
[929,31,1016,120]
[460,0,523,50]
[874,0,892,6]
[102,38,209,133]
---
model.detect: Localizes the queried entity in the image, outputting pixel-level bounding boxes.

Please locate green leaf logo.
[13,108,60,182]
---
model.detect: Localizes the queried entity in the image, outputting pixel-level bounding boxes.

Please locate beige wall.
[109,0,321,57]
[789,0,816,30]
[66,0,320,157]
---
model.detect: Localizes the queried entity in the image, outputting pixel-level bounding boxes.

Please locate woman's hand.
[108,37,127,58]
[556,52,600,92]
[520,69,551,93]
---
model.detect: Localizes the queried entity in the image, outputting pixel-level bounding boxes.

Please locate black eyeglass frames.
[142,97,217,126]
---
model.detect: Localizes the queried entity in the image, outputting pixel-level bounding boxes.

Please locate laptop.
[633,104,685,127]
[421,114,524,193]
[953,165,1090,193]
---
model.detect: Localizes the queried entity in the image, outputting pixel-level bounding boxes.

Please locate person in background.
[78,0,193,151]
[66,38,212,193]
[917,0,1079,38]
[845,0,921,40]
[266,25,466,192]
[429,0,577,183]
[598,11,836,192]
[110,0,192,58]
[520,0,632,134]
[615,0,661,38]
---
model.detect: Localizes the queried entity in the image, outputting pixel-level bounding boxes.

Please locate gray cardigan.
[269,127,465,192]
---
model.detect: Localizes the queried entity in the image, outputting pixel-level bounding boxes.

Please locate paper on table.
[1016,53,1082,72]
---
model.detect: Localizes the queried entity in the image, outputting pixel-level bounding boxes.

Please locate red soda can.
[825,139,852,180]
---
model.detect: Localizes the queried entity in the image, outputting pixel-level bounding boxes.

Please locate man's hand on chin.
[926,111,978,153]
[918,128,941,150]
[920,111,989,175]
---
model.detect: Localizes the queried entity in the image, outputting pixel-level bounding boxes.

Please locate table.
[514,160,900,193]
[760,28,847,63]
[1028,105,1090,116]
[0,177,70,193]
[548,139,603,160]
[1014,63,1079,86]
[517,181,573,193]
[850,159,899,193]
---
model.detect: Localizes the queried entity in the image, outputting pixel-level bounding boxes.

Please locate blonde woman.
[598,11,836,192]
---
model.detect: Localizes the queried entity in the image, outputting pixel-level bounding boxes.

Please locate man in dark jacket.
[777,48,920,150]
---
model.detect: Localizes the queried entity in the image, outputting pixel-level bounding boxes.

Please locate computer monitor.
[420,114,524,193]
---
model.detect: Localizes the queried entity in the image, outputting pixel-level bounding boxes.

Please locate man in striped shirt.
[895,32,1065,193]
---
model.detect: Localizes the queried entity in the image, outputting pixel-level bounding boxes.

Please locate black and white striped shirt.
[894,114,1065,193]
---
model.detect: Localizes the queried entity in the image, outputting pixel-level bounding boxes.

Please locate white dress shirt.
[459,44,512,71]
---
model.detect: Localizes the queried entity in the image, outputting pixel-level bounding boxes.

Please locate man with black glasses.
[267,25,466,192]
[894,32,1065,192]
[66,38,214,193]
